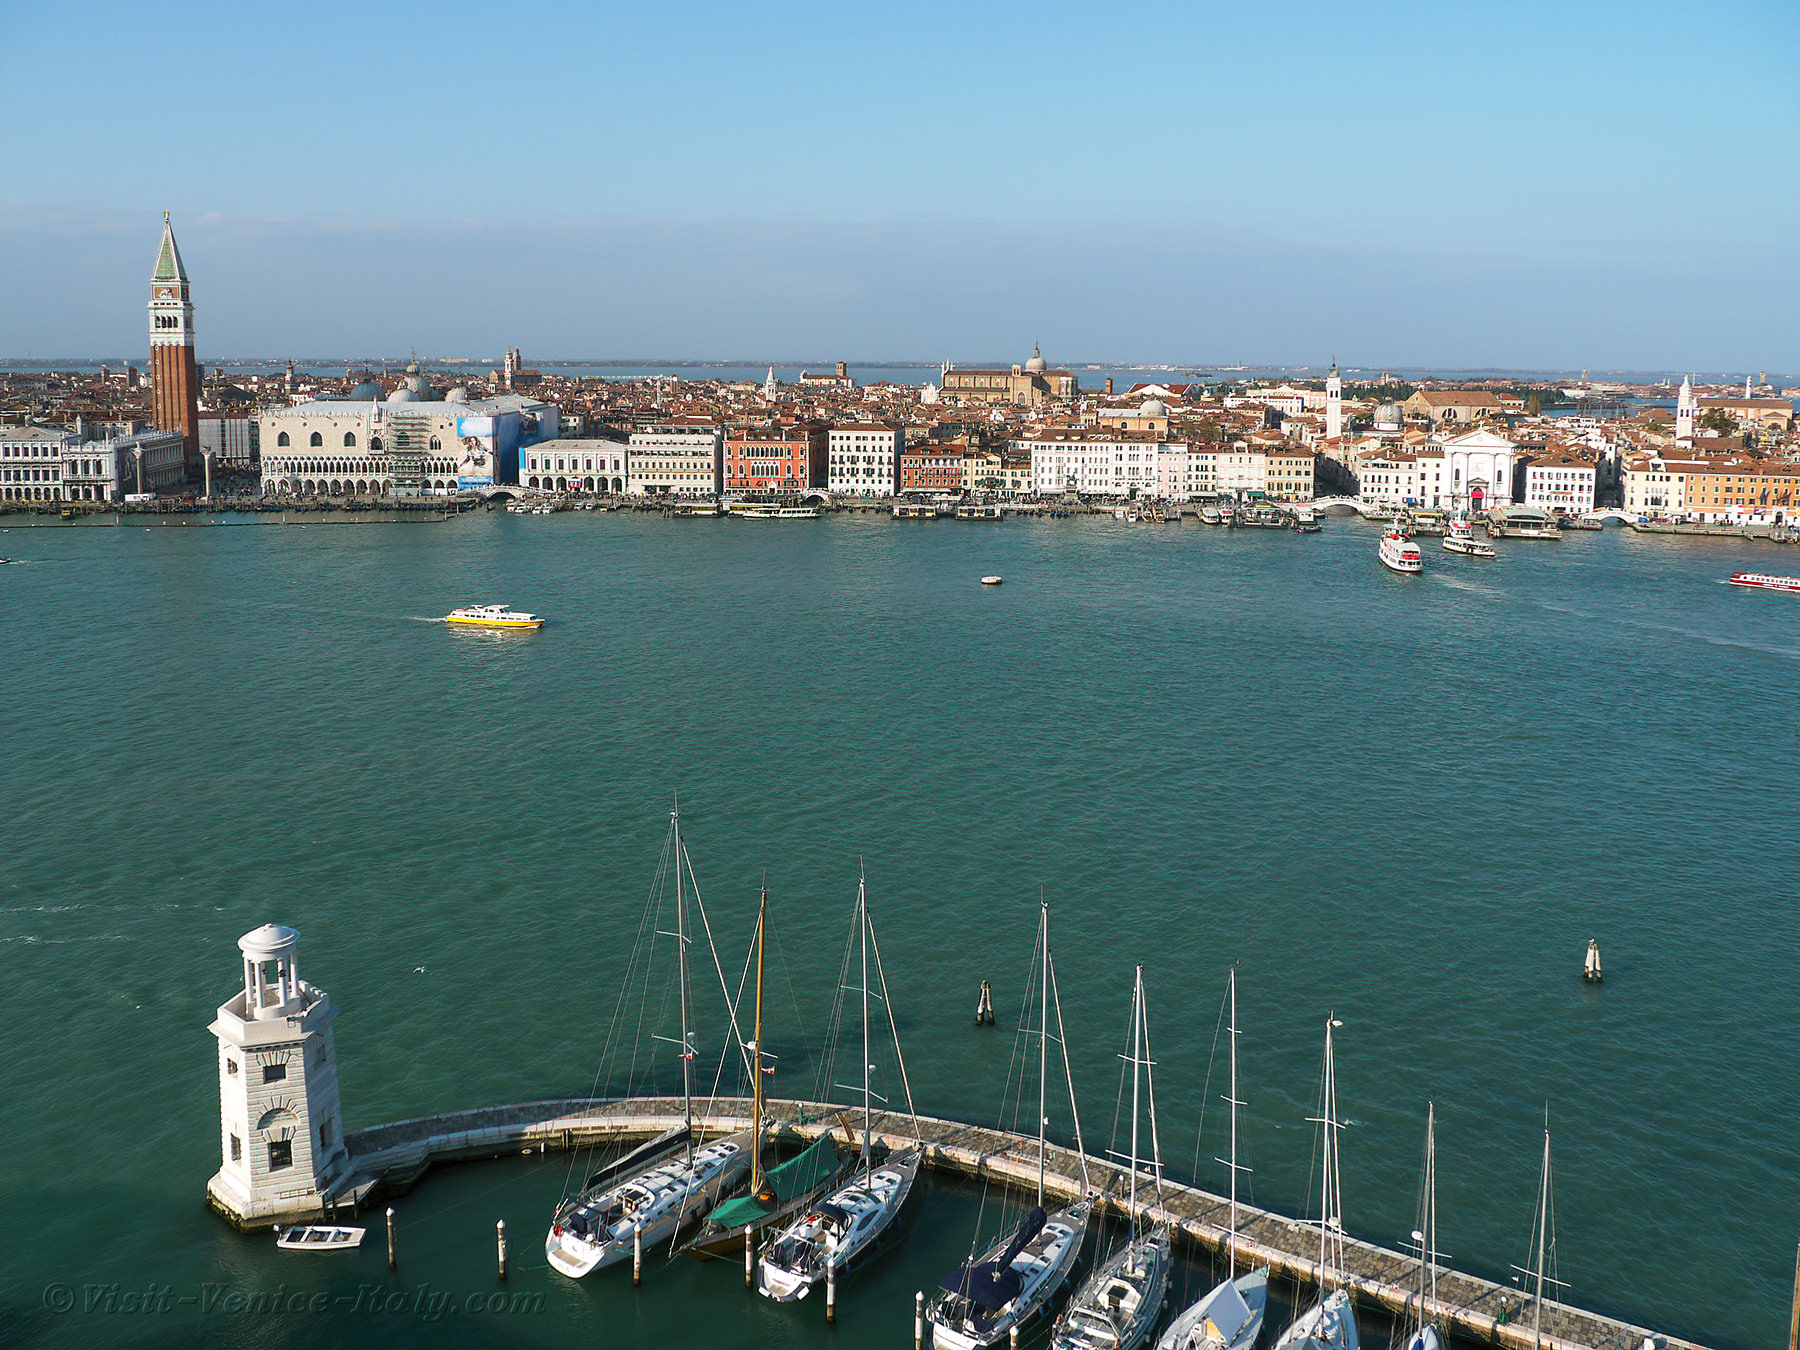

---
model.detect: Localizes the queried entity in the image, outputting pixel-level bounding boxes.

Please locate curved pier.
[314,1095,1694,1350]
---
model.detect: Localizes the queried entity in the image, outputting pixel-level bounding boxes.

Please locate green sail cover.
[705,1134,840,1230]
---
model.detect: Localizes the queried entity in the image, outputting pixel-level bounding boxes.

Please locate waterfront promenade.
[328,1095,1692,1350]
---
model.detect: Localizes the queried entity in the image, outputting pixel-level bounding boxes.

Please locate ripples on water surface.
[0,512,1793,1349]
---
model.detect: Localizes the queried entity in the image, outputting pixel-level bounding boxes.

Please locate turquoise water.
[1,511,1793,1348]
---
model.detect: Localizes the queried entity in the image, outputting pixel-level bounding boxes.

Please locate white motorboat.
[1158,970,1267,1350]
[930,901,1094,1350]
[276,1225,365,1251]
[1378,529,1422,574]
[1272,1018,1360,1350]
[1199,506,1223,525]
[757,870,923,1305]
[735,504,821,519]
[980,575,1003,586]
[545,806,754,1280]
[1052,967,1171,1350]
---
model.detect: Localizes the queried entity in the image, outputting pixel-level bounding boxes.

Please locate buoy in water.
[980,575,1003,586]
[1584,939,1602,982]
[974,978,995,1026]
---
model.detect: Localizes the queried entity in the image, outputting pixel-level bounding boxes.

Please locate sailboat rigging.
[1273,1015,1360,1350]
[1051,964,1171,1350]
[1158,968,1268,1350]
[684,885,854,1258]
[929,898,1095,1350]
[756,867,923,1303]
[1403,1102,1445,1350]
[543,805,755,1279]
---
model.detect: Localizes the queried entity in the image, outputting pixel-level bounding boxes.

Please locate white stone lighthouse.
[206,923,349,1227]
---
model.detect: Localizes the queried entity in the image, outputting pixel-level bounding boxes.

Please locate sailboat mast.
[859,871,871,1173]
[1533,1127,1550,1350]
[1318,1017,1334,1283]
[1038,899,1050,1207]
[674,808,693,1128]
[749,887,767,1194]
[1128,964,1143,1232]
[1227,968,1238,1281]
[1426,1100,1438,1310]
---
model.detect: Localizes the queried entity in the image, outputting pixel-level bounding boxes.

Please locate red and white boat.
[1378,529,1422,574]
[1727,572,1800,593]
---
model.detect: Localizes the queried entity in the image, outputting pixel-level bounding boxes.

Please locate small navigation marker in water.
[1584,939,1602,983]
[975,978,995,1026]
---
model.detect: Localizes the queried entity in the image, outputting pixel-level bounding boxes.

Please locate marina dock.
[330,1094,1694,1350]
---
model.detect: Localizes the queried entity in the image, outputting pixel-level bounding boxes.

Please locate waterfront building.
[628,423,723,497]
[724,423,827,496]
[259,371,558,496]
[1696,393,1795,433]
[1432,427,1518,510]
[1622,456,1701,516]
[1265,446,1318,500]
[148,213,200,475]
[940,347,1078,407]
[525,438,629,493]
[1518,453,1597,514]
[206,924,350,1228]
[1185,447,1221,498]
[1357,449,1452,507]
[801,362,856,390]
[1683,460,1799,521]
[828,423,903,496]
[0,425,185,502]
[960,446,1032,496]
[1018,430,1170,498]
[900,441,967,495]
[1215,442,1269,497]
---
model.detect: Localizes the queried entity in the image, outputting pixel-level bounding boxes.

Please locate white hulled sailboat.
[756,869,922,1303]
[544,806,753,1278]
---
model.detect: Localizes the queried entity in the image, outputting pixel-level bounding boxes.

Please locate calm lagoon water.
[0,510,1793,1348]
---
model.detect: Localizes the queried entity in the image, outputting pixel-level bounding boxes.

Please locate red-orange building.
[724,423,828,495]
[900,441,967,495]
[148,213,199,476]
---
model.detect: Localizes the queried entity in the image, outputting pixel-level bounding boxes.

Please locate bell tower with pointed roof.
[148,211,200,476]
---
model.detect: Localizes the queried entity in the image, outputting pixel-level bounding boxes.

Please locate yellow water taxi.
[443,604,546,629]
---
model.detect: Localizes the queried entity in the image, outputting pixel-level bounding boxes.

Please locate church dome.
[445,386,471,404]
[1140,398,1167,417]
[1375,402,1403,430]
[1023,346,1048,374]
[387,386,421,403]
[349,381,382,401]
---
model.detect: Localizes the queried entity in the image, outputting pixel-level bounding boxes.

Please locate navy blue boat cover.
[937,1207,1047,1312]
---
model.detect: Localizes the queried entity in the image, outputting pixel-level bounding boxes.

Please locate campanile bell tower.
[148,211,200,476]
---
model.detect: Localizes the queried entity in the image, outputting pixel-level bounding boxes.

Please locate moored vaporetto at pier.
[202,922,1694,1350]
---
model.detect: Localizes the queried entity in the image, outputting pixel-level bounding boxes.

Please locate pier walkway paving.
[341,1095,1698,1350]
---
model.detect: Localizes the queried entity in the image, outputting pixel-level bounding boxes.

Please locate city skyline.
[1,0,1795,367]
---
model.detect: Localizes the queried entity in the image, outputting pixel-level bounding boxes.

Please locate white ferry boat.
[1727,572,1800,593]
[734,504,821,519]
[1378,529,1422,574]
[1441,517,1495,557]
[547,1136,751,1278]
[443,604,546,629]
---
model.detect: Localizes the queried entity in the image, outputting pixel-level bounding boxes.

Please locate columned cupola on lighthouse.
[148,212,200,477]
[206,923,350,1228]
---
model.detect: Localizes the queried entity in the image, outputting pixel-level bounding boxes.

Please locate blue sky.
[1,0,1794,369]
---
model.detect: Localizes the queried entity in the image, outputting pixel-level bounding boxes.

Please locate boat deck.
[337,1095,1697,1350]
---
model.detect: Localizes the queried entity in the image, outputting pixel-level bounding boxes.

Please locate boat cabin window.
[267,1139,293,1170]
[262,1062,287,1084]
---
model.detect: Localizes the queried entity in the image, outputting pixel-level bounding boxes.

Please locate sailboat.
[1402,1103,1445,1350]
[930,899,1095,1350]
[1272,1016,1360,1350]
[544,806,755,1278]
[1157,970,1268,1350]
[1512,1118,1565,1350]
[684,886,854,1259]
[1050,965,1172,1350]
[756,869,923,1303]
